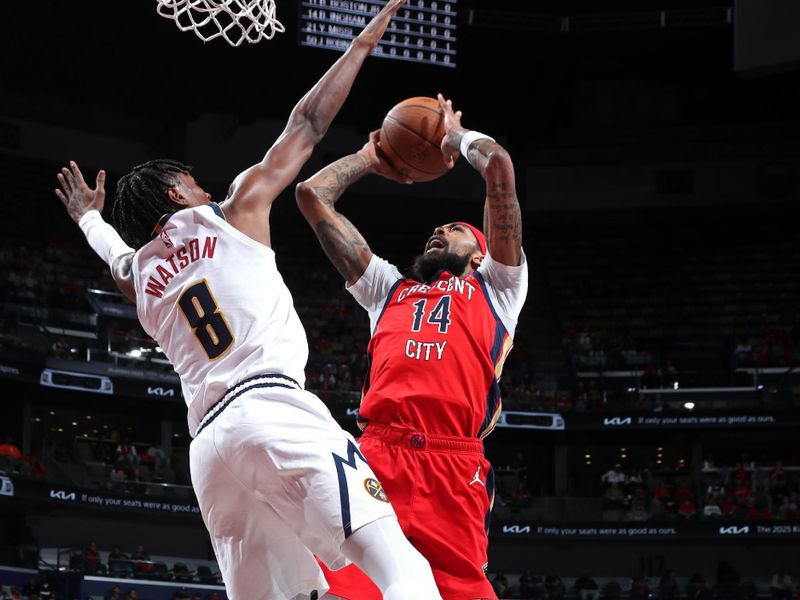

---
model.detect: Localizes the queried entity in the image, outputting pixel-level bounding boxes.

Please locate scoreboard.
[299,0,457,68]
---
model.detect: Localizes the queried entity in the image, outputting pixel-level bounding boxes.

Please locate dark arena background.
[1,0,799,599]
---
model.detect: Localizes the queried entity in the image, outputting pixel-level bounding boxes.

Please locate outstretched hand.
[437,93,463,168]
[361,130,414,184]
[55,161,106,224]
[356,0,407,50]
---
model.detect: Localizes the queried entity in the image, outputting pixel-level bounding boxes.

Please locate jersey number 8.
[178,280,234,360]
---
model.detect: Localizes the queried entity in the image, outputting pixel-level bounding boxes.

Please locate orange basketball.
[380,96,449,182]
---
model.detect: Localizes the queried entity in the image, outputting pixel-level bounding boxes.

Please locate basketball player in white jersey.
[54,2,442,599]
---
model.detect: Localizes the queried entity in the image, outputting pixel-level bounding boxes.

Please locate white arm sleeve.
[476,249,529,338]
[346,255,403,334]
[78,210,134,267]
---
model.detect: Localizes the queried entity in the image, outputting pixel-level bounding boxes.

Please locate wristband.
[460,130,496,158]
[78,210,134,267]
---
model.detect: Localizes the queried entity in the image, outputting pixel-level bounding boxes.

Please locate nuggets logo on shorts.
[364,478,389,502]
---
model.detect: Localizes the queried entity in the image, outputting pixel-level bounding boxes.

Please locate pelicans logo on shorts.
[364,478,389,502]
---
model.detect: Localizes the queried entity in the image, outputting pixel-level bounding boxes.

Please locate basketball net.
[155,0,284,47]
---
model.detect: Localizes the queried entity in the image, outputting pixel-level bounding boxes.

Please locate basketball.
[380,96,449,182]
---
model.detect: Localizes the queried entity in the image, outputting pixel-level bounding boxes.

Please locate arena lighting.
[128,349,142,358]
[684,401,696,410]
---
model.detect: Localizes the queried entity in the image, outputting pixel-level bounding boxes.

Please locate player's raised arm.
[296,130,405,284]
[221,0,407,245]
[55,161,137,302]
[438,93,523,267]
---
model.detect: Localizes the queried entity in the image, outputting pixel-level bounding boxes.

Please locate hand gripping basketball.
[379,96,451,182]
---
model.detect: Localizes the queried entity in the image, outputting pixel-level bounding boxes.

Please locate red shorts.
[320,423,497,600]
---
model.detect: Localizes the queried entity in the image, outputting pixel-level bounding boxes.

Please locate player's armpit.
[219,166,278,247]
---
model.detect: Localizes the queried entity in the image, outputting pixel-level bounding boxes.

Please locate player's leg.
[230,387,441,599]
[190,416,328,600]
[406,447,497,599]
[340,515,440,600]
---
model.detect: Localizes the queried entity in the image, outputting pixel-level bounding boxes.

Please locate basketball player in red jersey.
[296,94,527,599]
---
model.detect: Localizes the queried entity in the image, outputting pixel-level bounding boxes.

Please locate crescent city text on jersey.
[396,274,478,362]
[396,275,477,302]
[143,236,218,298]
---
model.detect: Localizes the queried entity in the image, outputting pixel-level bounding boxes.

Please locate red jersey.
[350,253,528,439]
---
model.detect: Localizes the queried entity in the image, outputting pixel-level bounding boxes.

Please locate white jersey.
[131,203,308,436]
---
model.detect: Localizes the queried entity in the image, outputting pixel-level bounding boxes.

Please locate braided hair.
[111,159,191,249]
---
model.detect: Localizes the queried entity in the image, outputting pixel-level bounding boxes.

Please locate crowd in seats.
[487,562,796,600]
[733,329,798,369]
[69,540,222,587]
[701,454,800,522]
[0,435,46,481]
[534,205,800,385]
[590,452,800,524]
[72,434,183,495]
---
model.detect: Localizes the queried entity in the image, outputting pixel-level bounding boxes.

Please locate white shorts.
[189,375,395,600]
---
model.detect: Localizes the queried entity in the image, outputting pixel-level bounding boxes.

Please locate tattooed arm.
[438,94,523,267]
[296,131,408,284]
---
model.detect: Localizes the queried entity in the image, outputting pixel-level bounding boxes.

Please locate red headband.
[456,222,487,255]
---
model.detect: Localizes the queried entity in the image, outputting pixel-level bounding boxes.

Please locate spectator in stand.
[770,461,788,495]
[674,480,694,502]
[517,568,536,598]
[205,593,221,600]
[678,496,697,520]
[649,497,667,521]
[546,572,567,600]
[524,572,546,600]
[109,466,128,492]
[38,578,55,599]
[19,454,46,480]
[105,584,121,600]
[21,577,40,599]
[130,545,150,562]
[770,567,794,600]
[491,571,509,598]
[735,454,752,484]
[630,574,651,600]
[687,573,709,600]
[6,585,21,600]
[191,593,203,600]
[172,586,191,600]
[0,435,21,459]
[702,493,722,518]
[114,435,140,472]
[626,469,645,490]
[0,435,22,474]
[85,541,104,574]
[108,545,129,561]
[658,569,679,600]
[602,464,626,487]
[776,493,798,520]
[125,590,139,600]
[575,573,600,600]
[144,443,167,471]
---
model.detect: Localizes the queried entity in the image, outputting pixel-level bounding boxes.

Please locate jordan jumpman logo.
[469,465,486,486]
